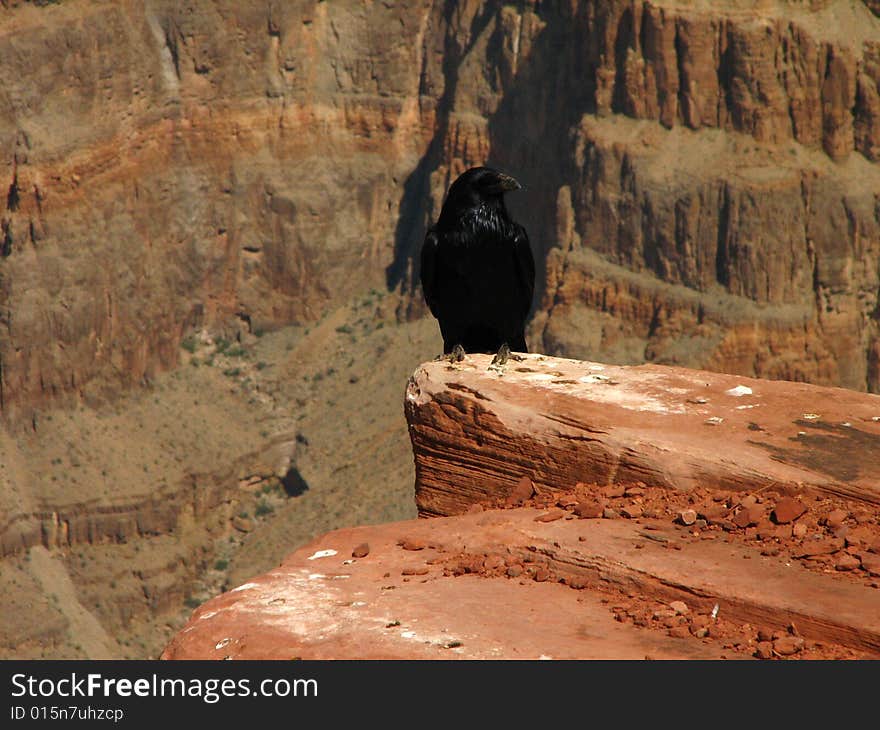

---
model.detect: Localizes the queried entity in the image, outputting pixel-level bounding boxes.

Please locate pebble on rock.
[678,509,698,526]
[351,543,370,558]
[507,476,535,505]
[772,497,807,524]
[772,636,804,656]
[398,538,426,551]
[574,501,603,519]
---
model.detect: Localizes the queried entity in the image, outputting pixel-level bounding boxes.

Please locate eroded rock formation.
[163,356,880,660]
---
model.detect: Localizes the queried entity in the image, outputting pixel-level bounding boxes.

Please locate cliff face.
[2,0,880,429]
[0,0,437,423]
[391,0,880,391]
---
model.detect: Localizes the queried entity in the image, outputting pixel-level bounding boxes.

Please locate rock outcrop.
[406,354,880,517]
[163,356,880,660]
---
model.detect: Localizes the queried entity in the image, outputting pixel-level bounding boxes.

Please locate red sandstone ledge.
[163,356,880,660]
[406,354,880,516]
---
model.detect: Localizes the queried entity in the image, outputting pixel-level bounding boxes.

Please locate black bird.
[420,166,535,361]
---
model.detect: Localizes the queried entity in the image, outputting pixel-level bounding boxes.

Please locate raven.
[420,166,535,360]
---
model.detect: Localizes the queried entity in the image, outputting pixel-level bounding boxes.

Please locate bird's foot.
[436,344,466,364]
[488,343,510,374]
[491,343,510,367]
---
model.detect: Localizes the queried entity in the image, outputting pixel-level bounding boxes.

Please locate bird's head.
[441,166,522,214]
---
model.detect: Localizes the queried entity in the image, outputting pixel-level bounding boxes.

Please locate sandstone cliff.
[163,356,880,660]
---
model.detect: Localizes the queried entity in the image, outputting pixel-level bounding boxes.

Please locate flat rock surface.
[405,355,880,517]
[163,508,879,660]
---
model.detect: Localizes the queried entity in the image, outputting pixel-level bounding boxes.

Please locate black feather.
[420,166,535,354]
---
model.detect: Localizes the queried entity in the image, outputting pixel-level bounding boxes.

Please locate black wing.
[420,227,441,318]
[512,224,535,320]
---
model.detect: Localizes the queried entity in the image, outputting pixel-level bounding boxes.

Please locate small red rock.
[755,642,775,660]
[574,501,603,519]
[351,543,370,558]
[669,600,689,615]
[792,523,808,538]
[860,553,880,577]
[507,476,535,505]
[772,636,804,656]
[668,626,691,639]
[772,497,807,524]
[506,565,523,578]
[678,509,698,526]
[398,537,426,551]
[533,567,551,582]
[602,508,619,519]
[603,484,626,498]
[483,554,506,570]
[824,509,848,528]
[732,505,762,528]
[534,509,565,523]
[794,537,845,558]
[402,566,429,576]
[621,505,643,519]
[835,553,860,571]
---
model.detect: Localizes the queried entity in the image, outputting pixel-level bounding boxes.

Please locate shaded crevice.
[163,20,182,79]
[611,6,636,116]
[1,220,12,257]
[6,173,20,212]
[386,0,497,294]
[715,183,731,287]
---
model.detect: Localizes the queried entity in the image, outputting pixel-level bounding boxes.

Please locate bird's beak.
[492,173,522,193]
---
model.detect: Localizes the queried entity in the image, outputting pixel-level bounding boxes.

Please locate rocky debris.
[352,543,370,559]
[398,538,426,552]
[678,509,698,526]
[772,637,805,656]
[506,476,535,506]
[861,554,880,577]
[163,506,879,660]
[772,498,808,524]
[669,601,689,615]
[825,509,849,528]
[407,357,880,519]
[574,501,604,519]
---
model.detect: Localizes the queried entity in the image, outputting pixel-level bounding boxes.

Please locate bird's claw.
[436,344,466,364]
[491,343,510,367]
[489,343,510,374]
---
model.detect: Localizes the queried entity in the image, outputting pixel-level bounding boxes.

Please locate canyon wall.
[0,0,438,424]
[391,0,880,391]
[2,0,880,431]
